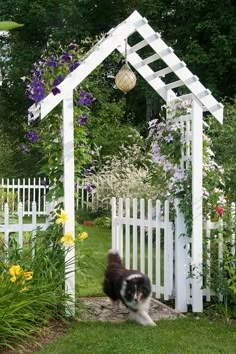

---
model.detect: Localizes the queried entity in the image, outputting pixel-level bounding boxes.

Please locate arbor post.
[63,90,75,316]
[191,97,203,312]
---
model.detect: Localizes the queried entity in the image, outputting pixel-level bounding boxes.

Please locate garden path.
[79,297,184,322]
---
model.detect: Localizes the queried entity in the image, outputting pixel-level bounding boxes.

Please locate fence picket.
[17,178,20,205]
[174,199,188,312]
[206,218,211,302]
[140,198,145,273]
[22,178,26,212]
[132,198,138,270]
[118,198,123,259]
[125,198,130,269]
[26,178,30,216]
[164,200,170,300]
[147,199,153,284]
[168,222,174,296]
[111,197,116,249]
[155,200,161,298]
[7,178,9,204]
[12,178,15,212]
[4,203,9,249]
[18,202,23,248]
[32,202,37,256]
[81,185,84,209]
[218,219,223,302]
[38,177,41,215]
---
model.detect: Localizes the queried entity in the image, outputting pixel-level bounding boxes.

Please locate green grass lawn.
[36,317,236,354]
[75,225,164,297]
[76,225,111,297]
[4,223,236,353]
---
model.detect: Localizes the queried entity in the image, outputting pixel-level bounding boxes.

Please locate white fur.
[126,273,143,281]
[120,285,156,326]
[129,309,156,326]
[129,295,155,326]
[120,280,127,299]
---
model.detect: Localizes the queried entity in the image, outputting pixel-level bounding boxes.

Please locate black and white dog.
[103,249,156,326]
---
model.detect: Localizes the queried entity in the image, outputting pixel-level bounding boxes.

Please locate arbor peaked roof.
[29,10,223,123]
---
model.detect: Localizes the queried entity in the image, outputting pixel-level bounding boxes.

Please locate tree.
[0,0,235,176]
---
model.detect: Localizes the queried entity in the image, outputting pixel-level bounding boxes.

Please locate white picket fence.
[0,201,50,250]
[0,178,95,215]
[112,197,236,312]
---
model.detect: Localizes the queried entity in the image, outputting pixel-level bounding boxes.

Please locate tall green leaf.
[0,21,24,31]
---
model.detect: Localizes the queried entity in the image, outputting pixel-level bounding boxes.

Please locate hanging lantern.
[115,63,136,93]
[115,39,136,93]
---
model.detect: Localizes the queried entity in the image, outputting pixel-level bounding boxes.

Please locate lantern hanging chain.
[125,38,128,64]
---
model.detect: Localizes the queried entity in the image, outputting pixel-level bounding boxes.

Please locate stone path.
[79,297,183,322]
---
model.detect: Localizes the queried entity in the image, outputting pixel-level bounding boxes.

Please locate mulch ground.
[78,296,183,322]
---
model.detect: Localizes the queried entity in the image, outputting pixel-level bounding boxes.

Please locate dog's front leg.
[129,310,156,326]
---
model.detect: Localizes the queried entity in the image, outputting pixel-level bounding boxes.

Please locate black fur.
[103,250,152,311]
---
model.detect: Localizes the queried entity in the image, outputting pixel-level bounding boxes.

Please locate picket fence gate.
[0,178,95,216]
[111,197,236,312]
[0,201,50,251]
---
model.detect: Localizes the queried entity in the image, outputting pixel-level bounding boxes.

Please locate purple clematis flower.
[69,61,80,72]
[53,75,63,87]
[52,87,61,95]
[27,130,39,144]
[78,90,93,106]
[78,113,88,126]
[47,56,59,68]
[61,52,72,62]
[25,77,46,103]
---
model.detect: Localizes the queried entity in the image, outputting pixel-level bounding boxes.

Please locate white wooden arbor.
[28,10,223,314]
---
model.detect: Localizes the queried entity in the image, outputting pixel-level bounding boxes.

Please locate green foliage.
[1,0,235,178]
[0,232,69,350]
[0,188,17,212]
[0,21,23,30]
[208,98,236,198]
[94,216,111,229]
[0,207,90,350]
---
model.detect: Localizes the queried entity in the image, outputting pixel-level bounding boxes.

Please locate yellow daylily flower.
[21,286,29,292]
[9,265,22,277]
[55,209,69,225]
[10,275,16,283]
[60,232,74,246]
[78,232,88,242]
[24,271,33,281]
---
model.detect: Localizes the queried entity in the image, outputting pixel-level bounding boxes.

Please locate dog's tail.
[107,249,122,265]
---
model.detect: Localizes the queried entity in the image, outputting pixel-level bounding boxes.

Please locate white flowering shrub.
[84,143,159,207]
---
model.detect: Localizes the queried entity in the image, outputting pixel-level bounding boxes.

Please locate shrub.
[94,216,111,229]
[84,143,159,208]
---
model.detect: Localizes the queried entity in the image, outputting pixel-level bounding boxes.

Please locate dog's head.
[121,274,151,307]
